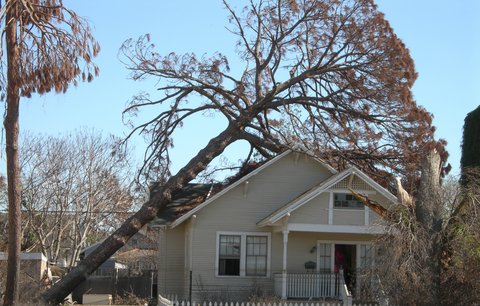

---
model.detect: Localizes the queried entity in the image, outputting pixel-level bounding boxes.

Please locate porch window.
[359,244,374,268]
[334,193,364,209]
[246,236,267,276]
[218,235,241,276]
[318,243,332,272]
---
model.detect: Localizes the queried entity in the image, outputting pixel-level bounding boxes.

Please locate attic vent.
[333,176,372,191]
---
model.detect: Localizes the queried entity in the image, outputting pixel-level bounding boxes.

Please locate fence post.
[189,270,193,306]
[112,268,117,304]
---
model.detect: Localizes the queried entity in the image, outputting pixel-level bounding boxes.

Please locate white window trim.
[215,231,271,278]
[330,189,377,194]
[315,240,374,272]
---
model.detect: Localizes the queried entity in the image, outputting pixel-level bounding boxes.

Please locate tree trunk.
[41,123,242,305]
[416,150,443,306]
[3,4,21,305]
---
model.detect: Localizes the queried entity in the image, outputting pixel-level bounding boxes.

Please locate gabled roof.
[257,166,398,227]
[151,183,215,226]
[167,150,336,228]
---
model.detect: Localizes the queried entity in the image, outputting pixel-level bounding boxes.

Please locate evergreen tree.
[460,105,480,185]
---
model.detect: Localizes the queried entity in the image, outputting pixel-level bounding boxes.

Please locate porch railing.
[274,272,340,299]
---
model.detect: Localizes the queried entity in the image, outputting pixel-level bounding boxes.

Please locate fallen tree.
[41,0,439,303]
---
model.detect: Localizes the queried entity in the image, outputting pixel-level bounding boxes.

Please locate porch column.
[281,229,289,299]
[364,206,370,225]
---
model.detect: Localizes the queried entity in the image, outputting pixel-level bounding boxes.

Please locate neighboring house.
[73,230,158,304]
[80,229,157,276]
[79,242,127,276]
[151,150,397,302]
[0,252,48,281]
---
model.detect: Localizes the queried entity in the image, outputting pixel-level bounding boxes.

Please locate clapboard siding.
[158,224,186,297]
[288,193,329,225]
[333,209,365,226]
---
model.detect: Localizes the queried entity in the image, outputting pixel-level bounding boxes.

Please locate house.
[151,150,397,302]
[79,242,128,276]
[0,252,48,282]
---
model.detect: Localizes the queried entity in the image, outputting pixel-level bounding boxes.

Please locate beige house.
[152,150,396,302]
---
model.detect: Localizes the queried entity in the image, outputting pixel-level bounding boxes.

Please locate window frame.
[218,234,241,276]
[333,192,365,210]
[215,231,271,278]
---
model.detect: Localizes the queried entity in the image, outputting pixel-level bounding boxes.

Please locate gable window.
[216,232,270,277]
[334,193,364,209]
[218,235,241,276]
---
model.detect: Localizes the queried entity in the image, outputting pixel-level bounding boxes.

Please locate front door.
[335,244,356,291]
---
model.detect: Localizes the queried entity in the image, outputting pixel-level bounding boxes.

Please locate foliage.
[0,260,47,304]
[370,154,480,305]
[460,105,480,184]
[0,0,100,96]
[114,291,150,305]
[120,0,440,186]
[19,131,134,268]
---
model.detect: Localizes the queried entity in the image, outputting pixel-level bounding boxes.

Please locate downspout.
[189,215,196,304]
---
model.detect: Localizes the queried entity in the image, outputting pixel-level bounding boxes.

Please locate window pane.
[260,243,266,254]
[359,244,373,268]
[219,235,241,276]
[246,256,256,270]
[256,257,266,269]
[247,242,253,255]
[254,243,260,255]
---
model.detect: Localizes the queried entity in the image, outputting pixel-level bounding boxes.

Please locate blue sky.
[9,0,480,177]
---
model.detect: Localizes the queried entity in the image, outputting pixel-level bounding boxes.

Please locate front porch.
[272,228,376,301]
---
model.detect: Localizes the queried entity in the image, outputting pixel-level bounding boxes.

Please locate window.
[218,235,241,276]
[334,193,364,209]
[318,243,332,272]
[359,244,374,269]
[246,236,267,276]
[216,232,270,277]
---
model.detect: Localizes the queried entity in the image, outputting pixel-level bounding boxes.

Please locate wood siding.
[158,224,186,297]
[289,193,329,225]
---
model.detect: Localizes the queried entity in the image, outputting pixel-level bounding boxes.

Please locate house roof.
[257,166,398,227]
[116,248,157,262]
[150,183,216,226]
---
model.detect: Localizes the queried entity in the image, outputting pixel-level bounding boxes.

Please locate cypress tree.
[460,105,480,185]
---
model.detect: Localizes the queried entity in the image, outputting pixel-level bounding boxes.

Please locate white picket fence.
[158,297,379,306]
